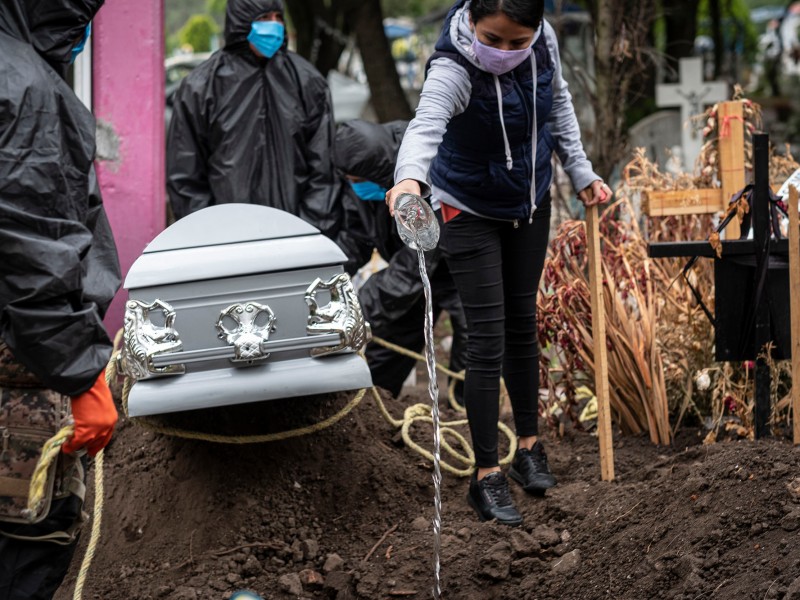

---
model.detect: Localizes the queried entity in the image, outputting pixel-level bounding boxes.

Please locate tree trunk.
[349,0,413,121]
[709,0,723,78]
[285,0,350,75]
[593,1,617,180]
[662,0,700,81]
[284,0,318,61]
[591,0,657,180]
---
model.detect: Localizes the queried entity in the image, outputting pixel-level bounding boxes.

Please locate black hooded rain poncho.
[0,0,121,397]
[167,0,343,240]
[333,120,467,398]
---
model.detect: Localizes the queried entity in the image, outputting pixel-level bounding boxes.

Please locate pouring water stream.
[394,193,442,600]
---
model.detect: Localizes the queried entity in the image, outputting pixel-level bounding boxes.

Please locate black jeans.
[0,494,83,600]
[439,204,551,468]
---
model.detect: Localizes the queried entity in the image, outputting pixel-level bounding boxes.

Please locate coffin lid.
[125,205,347,289]
[145,204,320,252]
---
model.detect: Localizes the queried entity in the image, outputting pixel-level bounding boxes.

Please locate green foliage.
[697,0,758,58]
[166,32,181,56]
[178,14,220,52]
[742,0,784,8]
[165,0,207,36]
[206,0,227,26]
[381,0,452,18]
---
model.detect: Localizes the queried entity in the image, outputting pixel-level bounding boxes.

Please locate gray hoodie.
[395,5,599,218]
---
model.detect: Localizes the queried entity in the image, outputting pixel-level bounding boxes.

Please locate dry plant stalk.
[628,95,798,442]
[541,95,800,444]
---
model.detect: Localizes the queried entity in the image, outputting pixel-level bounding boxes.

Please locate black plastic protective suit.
[0,0,120,398]
[166,0,344,241]
[333,120,467,397]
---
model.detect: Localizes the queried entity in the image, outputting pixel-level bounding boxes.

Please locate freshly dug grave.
[55,386,800,600]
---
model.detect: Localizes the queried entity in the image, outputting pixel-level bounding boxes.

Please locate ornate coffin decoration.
[305,273,371,357]
[216,302,277,363]
[121,204,373,418]
[119,299,185,380]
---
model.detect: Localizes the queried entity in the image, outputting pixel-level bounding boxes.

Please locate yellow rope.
[370,335,510,413]
[368,387,517,477]
[371,336,464,380]
[23,424,103,600]
[369,336,517,473]
[73,449,103,600]
[120,384,367,444]
[24,424,75,520]
[106,335,518,474]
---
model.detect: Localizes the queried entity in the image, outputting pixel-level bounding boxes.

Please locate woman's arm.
[388,57,472,213]
[543,21,602,197]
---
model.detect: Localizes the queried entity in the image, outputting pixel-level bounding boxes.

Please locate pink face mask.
[470,24,541,76]
[471,38,531,75]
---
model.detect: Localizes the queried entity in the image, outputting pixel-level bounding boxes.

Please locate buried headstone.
[627,110,682,173]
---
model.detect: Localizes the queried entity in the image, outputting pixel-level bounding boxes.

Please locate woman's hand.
[578,180,612,207]
[385,179,422,216]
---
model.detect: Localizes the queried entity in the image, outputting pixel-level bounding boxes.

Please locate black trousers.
[365,274,467,399]
[439,204,551,468]
[0,494,83,600]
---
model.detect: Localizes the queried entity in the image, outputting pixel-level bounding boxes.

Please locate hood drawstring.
[493,75,514,171]
[529,51,538,224]
[492,46,540,223]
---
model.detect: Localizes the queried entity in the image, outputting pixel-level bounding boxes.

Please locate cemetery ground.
[54,382,800,600]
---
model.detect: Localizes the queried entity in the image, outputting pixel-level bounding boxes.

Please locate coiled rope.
[369,336,517,476]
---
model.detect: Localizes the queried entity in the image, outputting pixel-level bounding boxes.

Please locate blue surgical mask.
[70,23,91,64]
[247,21,285,59]
[350,181,387,201]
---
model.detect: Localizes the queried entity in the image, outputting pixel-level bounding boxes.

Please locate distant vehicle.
[327,70,370,122]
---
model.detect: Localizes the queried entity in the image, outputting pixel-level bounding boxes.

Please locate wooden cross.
[655,57,728,170]
[649,133,789,439]
[643,100,746,239]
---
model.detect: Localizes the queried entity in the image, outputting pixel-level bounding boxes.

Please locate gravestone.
[627,111,682,171]
[655,57,728,171]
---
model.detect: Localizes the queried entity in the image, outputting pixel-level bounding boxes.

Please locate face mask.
[247,20,285,59]
[350,180,387,201]
[470,23,541,76]
[70,22,91,64]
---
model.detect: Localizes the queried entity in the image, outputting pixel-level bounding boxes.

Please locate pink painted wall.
[94,0,166,332]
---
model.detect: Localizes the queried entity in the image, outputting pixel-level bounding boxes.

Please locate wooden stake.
[586,205,615,481]
[788,186,800,445]
[717,101,745,240]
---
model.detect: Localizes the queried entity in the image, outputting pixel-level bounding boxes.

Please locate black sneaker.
[509,441,557,495]
[467,471,523,527]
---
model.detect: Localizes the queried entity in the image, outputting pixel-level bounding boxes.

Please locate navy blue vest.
[427,6,555,221]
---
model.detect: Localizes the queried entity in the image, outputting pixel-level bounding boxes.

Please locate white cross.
[655,57,728,172]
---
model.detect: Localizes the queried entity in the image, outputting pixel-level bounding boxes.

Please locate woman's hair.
[468,0,544,29]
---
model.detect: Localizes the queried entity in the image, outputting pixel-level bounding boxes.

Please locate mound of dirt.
[54,386,800,600]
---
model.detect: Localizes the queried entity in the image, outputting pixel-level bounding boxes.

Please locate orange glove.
[62,370,118,457]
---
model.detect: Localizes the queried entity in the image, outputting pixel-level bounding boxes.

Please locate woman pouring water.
[386,0,611,526]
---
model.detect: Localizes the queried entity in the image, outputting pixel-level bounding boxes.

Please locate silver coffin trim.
[150,333,343,367]
[126,353,373,417]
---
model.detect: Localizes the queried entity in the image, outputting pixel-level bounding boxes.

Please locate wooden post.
[717,101,745,240]
[586,205,615,481]
[752,134,772,438]
[788,186,800,445]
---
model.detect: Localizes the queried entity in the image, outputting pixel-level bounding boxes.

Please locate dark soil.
[54,384,800,600]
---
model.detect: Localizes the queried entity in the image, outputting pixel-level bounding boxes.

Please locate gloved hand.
[62,371,118,457]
